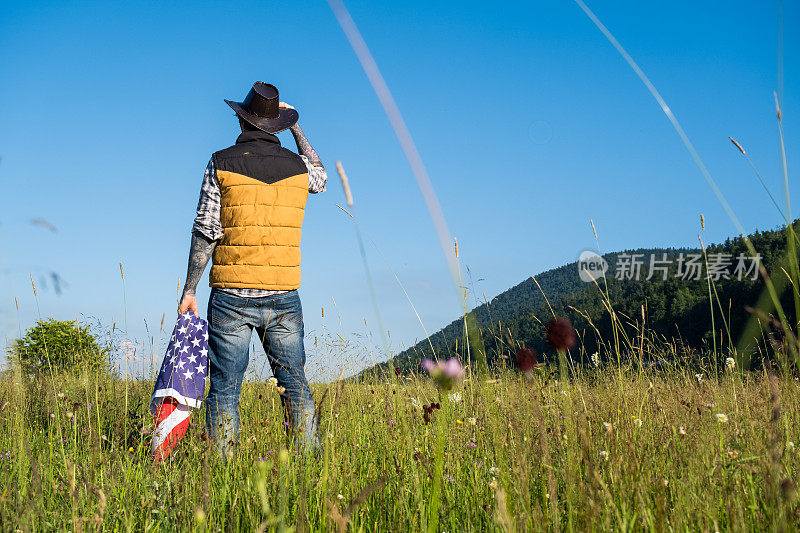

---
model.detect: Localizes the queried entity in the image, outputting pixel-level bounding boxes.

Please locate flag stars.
[156,316,209,413]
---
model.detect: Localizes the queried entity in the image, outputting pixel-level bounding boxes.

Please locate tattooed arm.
[280,101,324,169]
[178,232,216,316]
[179,158,223,316]
[279,103,328,193]
[289,122,324,168]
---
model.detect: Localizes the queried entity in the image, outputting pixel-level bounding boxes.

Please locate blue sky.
[1,0,797,380]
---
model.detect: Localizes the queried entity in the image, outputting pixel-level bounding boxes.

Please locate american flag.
[149,311,209,461]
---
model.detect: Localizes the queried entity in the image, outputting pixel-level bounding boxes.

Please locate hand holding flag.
[150,311,209,461]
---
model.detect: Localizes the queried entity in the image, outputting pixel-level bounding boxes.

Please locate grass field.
[3,360,800,531]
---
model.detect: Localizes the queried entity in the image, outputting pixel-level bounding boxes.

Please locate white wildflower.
[591,352,601,367]
[337,494,344,500]
[489,466,500,475]
[715,413,729,424]
[599,450,609,461]
[633,418,642,428]
[603,422,613,432]
[267,377,278,386]
[410,397,421,409]
[467,417,477,426]
[725,357,736,371]
[678,426,686,435]
[695,373,703,383]
[787,441,795,452]
[448,392,462,403]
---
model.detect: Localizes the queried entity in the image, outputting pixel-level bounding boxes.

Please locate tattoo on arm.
[290,123,324,168]
[182,231,217,297]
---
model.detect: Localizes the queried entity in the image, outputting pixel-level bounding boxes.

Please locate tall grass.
[3,354,800,531]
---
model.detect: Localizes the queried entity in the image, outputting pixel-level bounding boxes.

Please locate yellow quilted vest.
[208,131,310,290]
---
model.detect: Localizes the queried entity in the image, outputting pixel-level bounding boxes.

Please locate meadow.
[2,2,796,531]
[3,357,800,532]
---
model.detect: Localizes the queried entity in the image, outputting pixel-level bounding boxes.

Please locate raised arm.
[280,102,328,193]
[289,122,323,168]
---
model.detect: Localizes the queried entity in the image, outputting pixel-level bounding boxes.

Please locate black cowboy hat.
[225,82,298,134]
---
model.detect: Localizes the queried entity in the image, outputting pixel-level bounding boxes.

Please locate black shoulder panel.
[213,142,307,185]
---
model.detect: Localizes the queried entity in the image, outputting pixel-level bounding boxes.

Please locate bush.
[8,319,109,375]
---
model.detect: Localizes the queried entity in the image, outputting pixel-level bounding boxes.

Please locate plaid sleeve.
[300,155,328,194]
[192,158,223,241]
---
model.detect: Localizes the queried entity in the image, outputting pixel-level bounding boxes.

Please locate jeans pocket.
[272,293,303,330]
[210,293,244,334]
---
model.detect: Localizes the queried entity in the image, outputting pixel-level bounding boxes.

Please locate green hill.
[374,220,800,374]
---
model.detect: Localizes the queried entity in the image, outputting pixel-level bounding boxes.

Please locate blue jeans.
[205,288,318,452]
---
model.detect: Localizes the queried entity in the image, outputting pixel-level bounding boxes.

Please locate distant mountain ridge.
[368,220,799,374]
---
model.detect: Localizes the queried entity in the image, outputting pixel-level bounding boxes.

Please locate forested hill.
[383,247,694,371]
[373,220,800,374]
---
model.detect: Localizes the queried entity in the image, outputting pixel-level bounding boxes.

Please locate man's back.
[211,130,310,291]
[178,82,326,454]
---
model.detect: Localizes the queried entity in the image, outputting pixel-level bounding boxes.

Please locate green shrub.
[8,319,109,375]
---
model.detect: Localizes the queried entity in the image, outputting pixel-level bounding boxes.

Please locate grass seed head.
[729,136,746,154]
[335,161,354,208]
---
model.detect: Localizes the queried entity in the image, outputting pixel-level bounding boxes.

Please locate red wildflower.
[515,347,538,371]
[546,318,576,351]
[422,402,441,424]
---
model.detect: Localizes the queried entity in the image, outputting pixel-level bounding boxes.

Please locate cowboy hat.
[225,82,298,134]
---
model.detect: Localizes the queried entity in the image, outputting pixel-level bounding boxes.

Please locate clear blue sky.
[1,0,797,380]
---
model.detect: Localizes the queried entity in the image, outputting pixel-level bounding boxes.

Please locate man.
[178,82,326,452]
